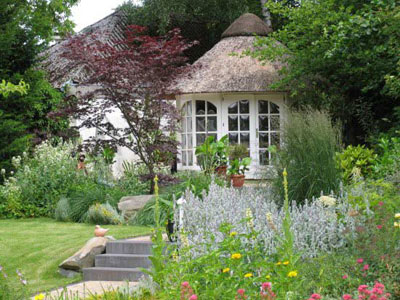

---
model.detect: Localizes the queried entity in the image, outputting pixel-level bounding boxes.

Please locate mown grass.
[0,218,151,294]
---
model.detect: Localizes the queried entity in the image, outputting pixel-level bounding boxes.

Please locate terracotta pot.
[215,165,228,176]
[231,174,245,188]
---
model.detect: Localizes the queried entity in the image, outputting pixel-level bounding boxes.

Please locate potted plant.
[213,135,229,176]
[228,157,251,188]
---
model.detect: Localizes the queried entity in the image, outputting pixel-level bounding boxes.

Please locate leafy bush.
[373,133,400,187]
[178,183,359,258]
[336,145,377,184]
[54,197,71,222]
[85,202,123,225]
[271,110,342,203]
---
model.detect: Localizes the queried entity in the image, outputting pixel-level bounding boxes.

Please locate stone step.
[95,254,151,269]
[83,267,146,282]
[106,240,152,255]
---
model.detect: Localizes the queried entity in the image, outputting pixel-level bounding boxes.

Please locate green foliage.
[271,110,342,203]
[0,80,28,98]
[227,157,251,175]
[85,202,123,225]
[373,133,400,186]
[336,145,377,184]
[120,0,263,63]
[195,135,229,174]
[54,197,71,222]
[251,0,400,143]
[0,267,28,300]
[228,143,249,161]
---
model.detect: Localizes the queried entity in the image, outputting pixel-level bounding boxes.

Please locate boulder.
[59,236,111,272]
[118,195,154,217]
[58,268,80,278]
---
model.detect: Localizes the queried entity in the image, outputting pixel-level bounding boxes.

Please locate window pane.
[240,133,249,148]
[229,133,238,144]
[259,115,269,131]
[259,132,269,148]
[187,134,193,149]
[258,100,269,114]
[188,151,193,166]
[270,102,279,114]
[196,134,206,146]
[196,117,205,131]
[228,102,238,114]
[240,115,249,131]
[270,115,280,131]
[228,115,238,131]
[207,116,217,131]
[187,117,192,132]
[196,100,205,115]
[259,150,269,166]
[240,100,249,113]
[207,102,217,115]
[271,132,280,148]
[182,118,186,132]
[182,134,186,148]
[185,102,192,114]
[182,151,187,166]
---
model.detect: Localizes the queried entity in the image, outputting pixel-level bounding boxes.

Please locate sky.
[71,0,140,32]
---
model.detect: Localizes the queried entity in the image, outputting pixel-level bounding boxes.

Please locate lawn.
[0,218,151,294]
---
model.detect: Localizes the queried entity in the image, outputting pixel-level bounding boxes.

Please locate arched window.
[227,100,250,151]
[181,101,193,166]
[258,100,280,165]
[195,100,217,146]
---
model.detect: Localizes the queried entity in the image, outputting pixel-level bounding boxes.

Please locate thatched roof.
[40,10,127,88]
[174,14,283,95]
[221,13,272,38]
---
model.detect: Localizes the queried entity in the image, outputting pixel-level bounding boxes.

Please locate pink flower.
[311,294,322,299]
[343,294,353,300]
[372,288,384,295]
[181,281,190,288]
[357,258,364,264]
[237,289,245,296]
[342,275,348,279]
[377,225,383,229]
[189,295,198,300]
[374,283,385,290]
[358,285,369,292]
[363,264,369,271]
[262,282,272,290]
[378,201,384,206]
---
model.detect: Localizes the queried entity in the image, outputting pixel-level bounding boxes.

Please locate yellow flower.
[244,273,253,278]
[265,275,271,279]
[231,253,242,259]
[394,222,400,228]
[395,213,400,219]
[288,271,298,278]
[222,268,230,273]
[230,231,238,237]
[34,294,45,300]
[276,261,282,266]
[283,261,290,265]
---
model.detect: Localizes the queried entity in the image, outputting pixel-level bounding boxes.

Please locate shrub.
[336,145,377,184]
[85,202,123,225]
[373,133,400,187]
[177,183,359,258]
[54,197,71,222]
[271,110,342,204]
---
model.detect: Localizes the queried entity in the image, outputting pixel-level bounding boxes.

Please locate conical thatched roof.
[174,14,283,95]
[221,13,272,38]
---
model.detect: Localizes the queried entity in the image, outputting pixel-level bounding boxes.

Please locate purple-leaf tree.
[54,25,196,193]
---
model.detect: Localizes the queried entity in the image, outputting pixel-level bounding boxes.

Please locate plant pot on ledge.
[231,174,245,188]
[215,165,228,176]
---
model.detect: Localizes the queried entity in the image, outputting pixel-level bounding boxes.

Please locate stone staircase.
[83,240,152,281]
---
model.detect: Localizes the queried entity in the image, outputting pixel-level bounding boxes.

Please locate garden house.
[174,13,287,178]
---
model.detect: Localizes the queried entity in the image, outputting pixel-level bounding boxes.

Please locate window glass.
[258,100,280,166]
[196,100,205,115]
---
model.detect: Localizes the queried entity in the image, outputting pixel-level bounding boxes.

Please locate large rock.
[59,237,111,272]
[118,195,154,217]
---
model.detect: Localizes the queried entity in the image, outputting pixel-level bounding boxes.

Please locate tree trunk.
[260,0,272,28]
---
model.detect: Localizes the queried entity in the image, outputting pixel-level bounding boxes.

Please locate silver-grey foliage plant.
[177,183,362,258]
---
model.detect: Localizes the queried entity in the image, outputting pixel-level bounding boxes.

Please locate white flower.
[319,195,336,207]
[10,171,14,175]
[0,169,5,175]
[395,213,400,219]
[177,197,186,205]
